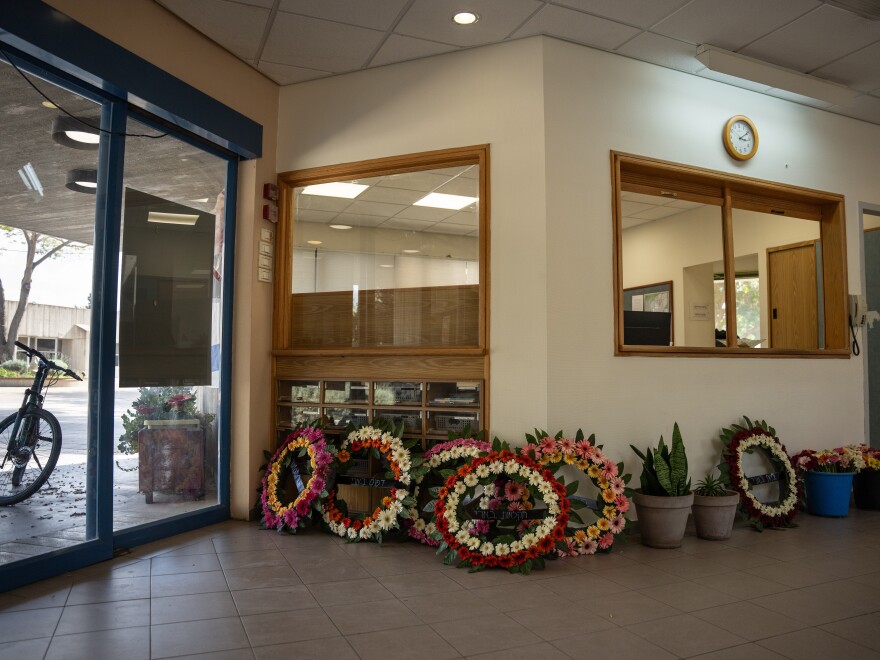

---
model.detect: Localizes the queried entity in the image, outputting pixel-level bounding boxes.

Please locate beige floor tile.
[239,607,339,646]
[163,650,254,660]
[471,582,561,613]
[647,554,736,579]
[402,589,499,624]
[292,559,372,585]
[613,542,686,563]
[0,638,51,660]
[339,541,413,560]
[469,641,570,659]
[625,612,747,657]
[583,590,681,626]
[507,603,616,640]
[232,584,318,615]
[210,533,279,553]
[539,572,628,601]
[307,576,394,607]
[0,607,61,644]
[752,581,877,626]
[689,642,790,659]
[66,576,150,605]
[223,565,302,591]
[358,553,443,577]
[758,627,880,660]
[217,549,290,571]
[693,570,790,600]
[55,598,150,636]
[819,612,880,652]
[150,570,228,598]
[73,558,151,581]
[745,561,840,588]
[45,626,149,660]
[692,601,807,641]
[693,547,782,570]
[446,566,538,589]
[150,552,222,576]
[0,581,71,611]
[552,629,678,660]
[151,616,250,658]
[150,591,237,625]
[599,562,681,590]
[379,570,464,598]
[152,540,218,557]
[253,636,358,659]
[639,580,739,612]
[431,611,541,656]
[748,540,822,562]
[324,598,421,634]
[346,624,460,660]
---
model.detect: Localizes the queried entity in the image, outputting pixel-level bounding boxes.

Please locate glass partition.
[290,164,480,348]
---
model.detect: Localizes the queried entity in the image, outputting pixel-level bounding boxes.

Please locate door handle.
[772,308,778,320]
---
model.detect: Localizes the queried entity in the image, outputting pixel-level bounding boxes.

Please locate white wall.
[278,36,880,481]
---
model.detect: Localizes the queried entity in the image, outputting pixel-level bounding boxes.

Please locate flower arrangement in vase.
[791,445,865,517]
[118,386,215,455]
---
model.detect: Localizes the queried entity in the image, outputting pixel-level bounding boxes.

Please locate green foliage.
[695,471,729,497]
[0,359,29,375]
[117,386,215,454]
[630,422,691,496]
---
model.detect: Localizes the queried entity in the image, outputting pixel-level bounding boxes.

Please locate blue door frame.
[1,1,259,590]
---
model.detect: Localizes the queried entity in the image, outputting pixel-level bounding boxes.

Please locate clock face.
[723,115,758,160]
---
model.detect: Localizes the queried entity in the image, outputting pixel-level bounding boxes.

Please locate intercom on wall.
[850,293,868,327]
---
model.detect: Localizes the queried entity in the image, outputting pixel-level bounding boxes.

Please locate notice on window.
[690,303,711,321]
[631,294,644,311]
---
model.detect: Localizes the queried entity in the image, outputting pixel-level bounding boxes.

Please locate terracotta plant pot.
[633,489,694,549]
[692,491,740,540]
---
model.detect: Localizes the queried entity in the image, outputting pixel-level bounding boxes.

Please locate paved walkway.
[0,381,213,565]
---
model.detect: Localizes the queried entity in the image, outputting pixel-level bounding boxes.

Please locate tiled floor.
[1,510,879,659]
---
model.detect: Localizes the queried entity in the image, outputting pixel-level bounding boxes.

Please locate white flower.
[348,527,358,539]
[480,542,495,555]
[495,543,510,556]
[414,518,426,531]
[511,541,524,553]
[490,462,504,474]
[464,473,478,487]
[528,473,542,486]
[476,464,490,478]
[426,522,436,535]
[377,508,397,530]
[454,482,467,495]
[467,537,480,550]
[483,484,496,496]
[522,533,537,548]
[455,529,471,544]
[396,490,407,501]
[504,461,519,475]
[479,496,490,509]
[518,465,531,477]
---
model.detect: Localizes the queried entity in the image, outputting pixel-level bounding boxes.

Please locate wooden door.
[768,242,819,349]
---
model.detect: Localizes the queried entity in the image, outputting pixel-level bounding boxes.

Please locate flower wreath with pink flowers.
[405,436,492,546]
[521,429,632,555]
[260,426,333,533]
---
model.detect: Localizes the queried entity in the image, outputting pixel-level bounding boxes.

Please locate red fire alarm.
[263,204,278,222]
[263,183,279,202]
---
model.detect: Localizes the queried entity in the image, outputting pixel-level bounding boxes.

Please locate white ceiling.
[155,0,880,124]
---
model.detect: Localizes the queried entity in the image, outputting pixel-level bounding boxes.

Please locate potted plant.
[791,445,865,517]
[691,471,740,540]
[119,387,215,503]
[630,422,693,548]
[853,445,880,510]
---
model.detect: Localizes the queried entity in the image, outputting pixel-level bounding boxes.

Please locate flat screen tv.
[623,310,672,346]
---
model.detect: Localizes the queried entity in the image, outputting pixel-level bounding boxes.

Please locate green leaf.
[423,500,435,513]
[436,542,449,555]
[439,469,457,479]
[492,437,502,452]
[457,558,472,569]
[669,422,690,495]
[565,480,579,497]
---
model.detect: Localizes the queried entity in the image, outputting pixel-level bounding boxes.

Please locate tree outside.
[714,277,761,340]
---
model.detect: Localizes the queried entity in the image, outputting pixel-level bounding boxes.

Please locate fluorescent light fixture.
[329,224,353,230]
[307,240,322,245]
[18,162,44,197]
[147,211,200,225]
[414,192,478,210]
[379,264,394,268]
[452,11,479,24]
[403,249,420,254]
[301,182,368,199]
[696,44,857,106]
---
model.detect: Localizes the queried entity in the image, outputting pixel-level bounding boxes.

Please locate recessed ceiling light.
[301,182,368,199]
[41,101,58,109]
[452,11,479,25]
[402,249,420,254]
[379,264,394,268]
[330,224,353,230]
[307,240,323,245]
[65,168,98,194]
[414,192,478,210]
[52,116,100,150]
[148,211,200,225]
[189,197,210,203]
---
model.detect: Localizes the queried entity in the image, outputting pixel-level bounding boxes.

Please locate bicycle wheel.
[0,409,62,505]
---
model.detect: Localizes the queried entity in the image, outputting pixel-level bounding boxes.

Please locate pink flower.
[610,477,626,495]
[610,515,626,534]
[520,445,539,460]
[472,520,490,535]
[504,481,526,501]
[602,460,619,480]
[575,439,594,458]
[615,494,630,513]
[558,437,576,455]
[581,539,598,555]
[538,437,556,456]
[507,501,525,511]
[598,532,614,549]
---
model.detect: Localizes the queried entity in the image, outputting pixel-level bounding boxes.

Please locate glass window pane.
[0,59,99,563]
[620,192,724,347]
[114,115,228,527]
[290,164,480,348]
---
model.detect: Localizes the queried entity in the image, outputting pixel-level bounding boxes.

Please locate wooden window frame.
[612,151,849,358]
[274,145,490,357]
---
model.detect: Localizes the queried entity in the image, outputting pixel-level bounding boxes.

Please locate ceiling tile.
[328,212,386,227]
[435,177,478,197]
[550,0,690,29]
[426,223,476,235]
[395,0,544,47]
[394,205,458,222]
[345,200,406,217]
[296,209,338,223]
[829,93,880,123]
[262,12,386,72]
[622,217,654,229]
[257,61,332,85]
[632,205,684,220]
[370,34,460,68]
[358,186,424,205]
[667,199,703,209]
[652,0,821,50]
[615,31,705,73]
[741,5,880,73]
[380,171,451,191]
[157,0,270,60]
[621,200,655,215]
[278,0,409,30]
[812,41,880,93]
[296,195,352,212]
[445,211,478,226]
[380,218,434,230]
[623,191,674,205]
[513,5,641,50]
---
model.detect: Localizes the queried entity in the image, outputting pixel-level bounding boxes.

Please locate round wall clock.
[723,115,758,161]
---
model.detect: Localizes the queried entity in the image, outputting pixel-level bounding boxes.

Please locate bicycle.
[0,341,83,505]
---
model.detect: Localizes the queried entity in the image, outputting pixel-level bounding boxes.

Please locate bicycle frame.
[5,361,51,459]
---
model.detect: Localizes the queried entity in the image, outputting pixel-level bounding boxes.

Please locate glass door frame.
[0,8,252,588]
